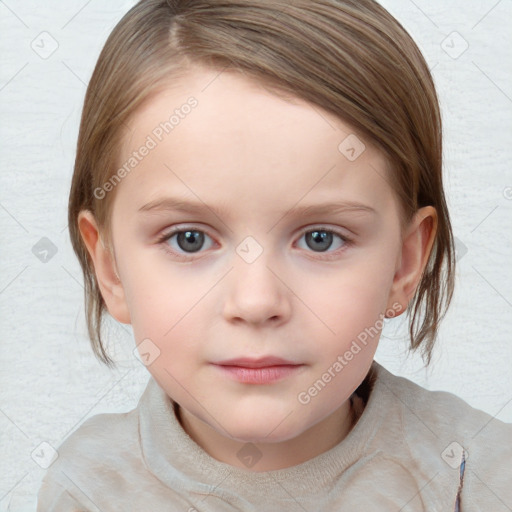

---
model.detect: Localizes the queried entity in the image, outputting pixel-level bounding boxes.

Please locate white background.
[0,0,511,510]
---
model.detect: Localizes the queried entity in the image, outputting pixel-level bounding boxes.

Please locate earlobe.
[77,210,131,324]
[386,206,438,314]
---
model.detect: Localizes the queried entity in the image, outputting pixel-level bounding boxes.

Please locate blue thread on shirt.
[454,451,466,511]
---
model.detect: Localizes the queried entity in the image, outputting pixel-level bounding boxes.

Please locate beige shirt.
[37,361,512,511]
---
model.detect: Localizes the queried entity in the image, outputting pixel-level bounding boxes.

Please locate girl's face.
[92,65,427,469]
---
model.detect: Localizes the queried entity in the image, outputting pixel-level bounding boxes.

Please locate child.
[37,0,511,510]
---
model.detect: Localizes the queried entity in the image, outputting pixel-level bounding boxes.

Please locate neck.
[176,397,357,472]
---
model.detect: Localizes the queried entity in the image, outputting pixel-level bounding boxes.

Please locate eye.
[159,228,215,256]
[296,228,351,255]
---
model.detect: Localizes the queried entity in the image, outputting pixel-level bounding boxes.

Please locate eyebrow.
[138,197,377,218]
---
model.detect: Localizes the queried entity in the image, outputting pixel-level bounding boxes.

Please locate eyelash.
[156,226,353,261]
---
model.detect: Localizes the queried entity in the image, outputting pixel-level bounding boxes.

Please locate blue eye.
[158,226,351,260]
[162,229,214,255]
[297,229,349,253]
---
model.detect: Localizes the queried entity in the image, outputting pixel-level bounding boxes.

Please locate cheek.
[291,264,394,412]
[118,245,199,321]
[119,251,218,362]
[301,256,397,334]
[123,263,209,390]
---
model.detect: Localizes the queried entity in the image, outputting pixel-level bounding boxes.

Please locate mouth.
[211,356,305,384]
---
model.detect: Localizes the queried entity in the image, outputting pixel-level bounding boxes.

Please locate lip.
[211,356,304,384]
[214,356,299,368]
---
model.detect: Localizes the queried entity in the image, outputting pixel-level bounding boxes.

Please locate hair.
[68,0,455,368]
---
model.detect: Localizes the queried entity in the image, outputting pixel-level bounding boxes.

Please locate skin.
[79,65,437,471]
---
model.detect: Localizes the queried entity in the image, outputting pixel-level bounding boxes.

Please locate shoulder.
[374,363,512,509]
[62,405,138,447]
[39,405,140,473]
[37,395,144,511]
[56,407,141,464]
[376,363,512,448]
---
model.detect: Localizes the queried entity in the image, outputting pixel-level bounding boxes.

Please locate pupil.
[177,231,204,252]
[307,230,332,252]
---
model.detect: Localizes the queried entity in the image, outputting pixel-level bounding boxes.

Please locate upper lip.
[213,356,300,368]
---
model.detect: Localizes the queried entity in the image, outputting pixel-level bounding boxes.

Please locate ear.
[386,206,438,316]
[77,210,131,324]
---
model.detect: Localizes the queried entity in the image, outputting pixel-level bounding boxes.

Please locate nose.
[222,250,292,327]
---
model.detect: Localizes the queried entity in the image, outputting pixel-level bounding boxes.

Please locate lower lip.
[213,364,304,384]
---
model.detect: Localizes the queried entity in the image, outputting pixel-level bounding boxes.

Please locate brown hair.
[69,0,455,368]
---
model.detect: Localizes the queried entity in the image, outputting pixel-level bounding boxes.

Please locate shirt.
[36,361,512,511]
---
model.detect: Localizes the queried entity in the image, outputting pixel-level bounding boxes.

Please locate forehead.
[121,66,348,158]
[114,65,396,220]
